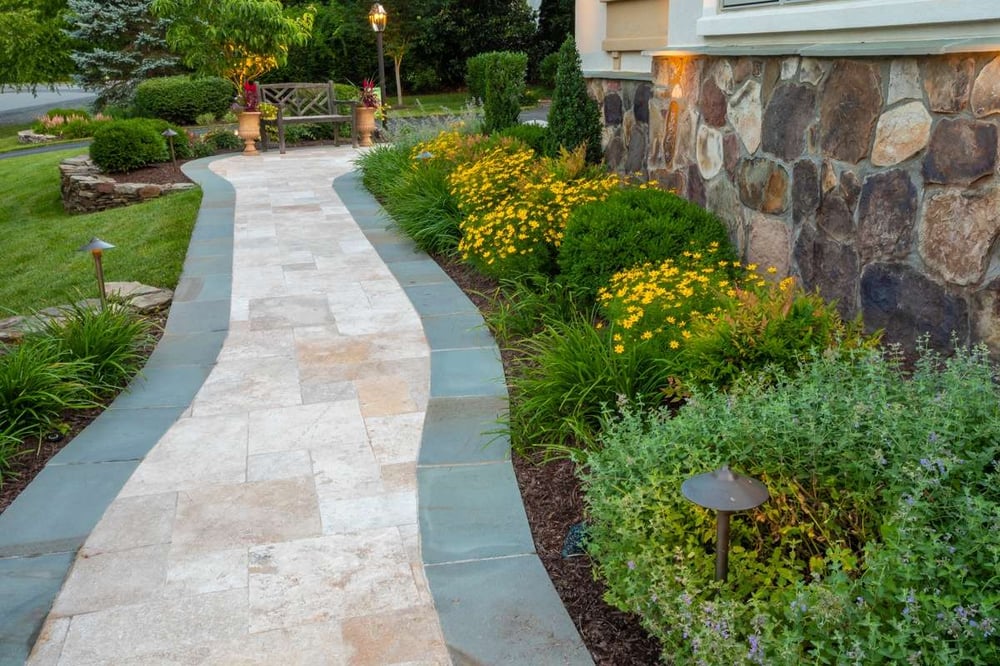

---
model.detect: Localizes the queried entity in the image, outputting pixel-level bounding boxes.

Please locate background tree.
[66,0,179,109]
[151,0,314,104]
[547,35,603,164]
[0,0,75,90]
[532,0,573,80]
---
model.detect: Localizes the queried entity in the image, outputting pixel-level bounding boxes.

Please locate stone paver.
[25,148,449,665]
[9,144,591,666]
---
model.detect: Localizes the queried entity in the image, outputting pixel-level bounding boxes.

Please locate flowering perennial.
[450,145,620,278]
[597,243,744,353]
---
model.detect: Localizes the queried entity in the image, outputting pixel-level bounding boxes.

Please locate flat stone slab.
[427,555,593,665]
[0,552,75,665]
[418,462,535,564]
[420,396,510,465]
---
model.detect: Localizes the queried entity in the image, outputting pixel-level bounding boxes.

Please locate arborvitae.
[66,0,179,108]
[546,35,603,164]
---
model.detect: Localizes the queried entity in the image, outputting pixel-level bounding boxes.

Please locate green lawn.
[0,148,201,315]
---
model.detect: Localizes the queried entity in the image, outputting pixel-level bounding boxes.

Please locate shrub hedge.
[133,76,233,125]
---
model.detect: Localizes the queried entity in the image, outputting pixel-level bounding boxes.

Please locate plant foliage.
[560,186,736,303]
[133,75,233,124]
[583,344,1000,665]
[546,35,602,163]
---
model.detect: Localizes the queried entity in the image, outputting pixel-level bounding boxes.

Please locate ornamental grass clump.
[583,343,1000,665]
[453,145,620,280]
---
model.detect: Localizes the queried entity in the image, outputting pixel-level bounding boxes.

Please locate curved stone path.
[2,147,590,665]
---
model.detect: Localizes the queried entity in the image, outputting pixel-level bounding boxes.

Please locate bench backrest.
[257,82,354,117]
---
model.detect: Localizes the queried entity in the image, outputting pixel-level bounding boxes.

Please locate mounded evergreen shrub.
[138,118,193,159]
[499,123,550,156]
[133,76,233,125]
[546,36,603,163]
[90,119,169,173]
[539,52,559,89]
[558,186,736,302]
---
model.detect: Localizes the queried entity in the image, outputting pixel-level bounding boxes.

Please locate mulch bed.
[3,162,662,664]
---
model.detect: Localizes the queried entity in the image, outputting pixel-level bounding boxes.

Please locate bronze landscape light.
[77,237,115,310]
[682,464,769,581]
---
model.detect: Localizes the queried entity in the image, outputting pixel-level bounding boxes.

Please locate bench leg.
[278,122,286,154]
[333,121,339,147]
[261,123,269,152]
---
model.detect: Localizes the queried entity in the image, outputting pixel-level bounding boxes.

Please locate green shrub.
[203,128,243,152]
[539,51,560,89]
[90,119,169,173]
[559,186,736,302]
[583,344,1000,665]
[465,53,490,102]
[499,123,550,156]
[133,76,233,125]
[546,36,603,163]
[136,119,194,159]
[676,276,877,392]
[44,301,153,395]
[194,112,216,125]
[482,51,528,134]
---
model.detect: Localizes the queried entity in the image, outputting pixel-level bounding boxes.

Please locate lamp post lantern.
[682,464,769,581]
[368,3,388,128]
[78,237,116,310]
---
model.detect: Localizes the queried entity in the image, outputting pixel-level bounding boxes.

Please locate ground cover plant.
[583,344,999,664]
[0,148,200,315]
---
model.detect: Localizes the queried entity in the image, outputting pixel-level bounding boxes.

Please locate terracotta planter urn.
[237,111,262,155]
[356,106,376,147]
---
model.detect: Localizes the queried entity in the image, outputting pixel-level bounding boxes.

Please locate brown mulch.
[106,160,195,185]
[5,162,662,664]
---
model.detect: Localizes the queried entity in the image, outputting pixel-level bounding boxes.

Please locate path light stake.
[162,128,178,166]
[78,237,115,310]
[682,464,769,581]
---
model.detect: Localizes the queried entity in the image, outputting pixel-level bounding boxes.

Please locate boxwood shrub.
[90,119,168,173]
[133,76,233,125]
[558,186,736,303]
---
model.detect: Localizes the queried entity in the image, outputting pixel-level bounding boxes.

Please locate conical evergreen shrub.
[546,35,603,163]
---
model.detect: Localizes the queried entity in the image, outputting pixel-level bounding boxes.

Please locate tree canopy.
[151,0,314,99]
[0,0,75,90]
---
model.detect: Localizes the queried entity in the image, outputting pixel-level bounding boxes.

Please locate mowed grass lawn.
[0,148,201,315]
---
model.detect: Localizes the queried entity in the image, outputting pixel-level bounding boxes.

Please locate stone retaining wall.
[589,53,1000,353]
[59,156,195,215]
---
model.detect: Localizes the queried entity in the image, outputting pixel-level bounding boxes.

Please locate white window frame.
[701,0,1000,37]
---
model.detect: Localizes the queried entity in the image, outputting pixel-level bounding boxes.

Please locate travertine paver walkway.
[28,148,450,664]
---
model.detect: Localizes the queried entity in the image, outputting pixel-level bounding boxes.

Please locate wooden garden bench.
[257,81,358,153]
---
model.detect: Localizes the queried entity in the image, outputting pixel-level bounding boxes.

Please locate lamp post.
[368,3,387,128]
[681,464,769,581]
[162,128,178,166]
[78,237,115,310]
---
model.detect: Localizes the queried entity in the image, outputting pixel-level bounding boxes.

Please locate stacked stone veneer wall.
[590,53,1000,354]
[59,156,195,215]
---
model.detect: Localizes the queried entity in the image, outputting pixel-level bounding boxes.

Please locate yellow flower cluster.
[450,146,620,276]
[410,130,502,166]
[597,244,771,354]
